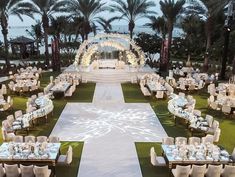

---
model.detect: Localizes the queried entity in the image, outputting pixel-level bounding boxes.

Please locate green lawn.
[122,83,235,177]
[0,71,96,177]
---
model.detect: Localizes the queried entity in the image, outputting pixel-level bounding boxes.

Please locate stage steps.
[80,70,137,83]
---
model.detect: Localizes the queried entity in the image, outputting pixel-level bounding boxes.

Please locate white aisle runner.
[50,83,167,177]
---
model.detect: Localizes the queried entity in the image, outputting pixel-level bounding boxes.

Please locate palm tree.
[66,0,106,40]
[25,0,67,67]
[160,0,185,71]
[181,14,204,60]
[0,0,33,68]
[96,17,118,33]
[26,21,43,56]
[146,16,167,64]
[187,0,228,71]
[110,0,156,39]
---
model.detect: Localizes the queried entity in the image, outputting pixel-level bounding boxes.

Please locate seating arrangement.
[168,93,221,137]
[208,83,235,115]
[139,73,174,98]
[0,164,51,177]
[0,95,13,112]
[57,145,73,165]
[2,95,54,135]
[150,147,166,167]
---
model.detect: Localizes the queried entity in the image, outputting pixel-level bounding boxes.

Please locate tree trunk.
[128,21,135,51]
[203,18,212,72]
[42,14,50,67]
[160,23,173,72]
[220,27,230,80]
[1,14,10,69]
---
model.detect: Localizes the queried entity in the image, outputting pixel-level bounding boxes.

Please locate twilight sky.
[9,0,161,27]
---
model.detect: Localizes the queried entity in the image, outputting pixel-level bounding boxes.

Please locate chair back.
[150,147,157,166]
[175,137,187,145]
[191,164,206,177]
[222,165,235,177]
[175,165,191,177]
[206,164,222,177]
[13,136,24,143]
[48,136,60,143]
[20,165,34,177]
[34,166,50,177]
[25,136,36,143]
[37,136,48,143]
[188,137,201,145]
[66,145,73,164]
[162,137,174,145]
[5,164,20,177]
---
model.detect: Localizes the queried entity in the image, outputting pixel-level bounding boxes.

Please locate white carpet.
[50,83,167,177]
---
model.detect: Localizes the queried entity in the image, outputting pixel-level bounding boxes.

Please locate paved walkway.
[51,83,167,177]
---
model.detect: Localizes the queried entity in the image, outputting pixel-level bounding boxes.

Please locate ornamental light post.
[220,0,235,80]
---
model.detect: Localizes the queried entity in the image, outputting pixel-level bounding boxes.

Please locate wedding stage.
[65,63,157,83]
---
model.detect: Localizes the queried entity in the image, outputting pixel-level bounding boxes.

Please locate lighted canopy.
[74,33,145,67]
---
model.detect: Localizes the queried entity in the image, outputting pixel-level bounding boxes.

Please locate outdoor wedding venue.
[1,0,235,177]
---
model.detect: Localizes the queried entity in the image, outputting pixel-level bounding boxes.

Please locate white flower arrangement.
[75,33,146,67]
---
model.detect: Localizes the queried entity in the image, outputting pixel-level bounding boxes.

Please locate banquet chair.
[22,86,29,93]
[193,110,201,117]
[50,76,53,83]
[198,80,205,90]
[179,92,185,97]
[188,137,201,145]
[0,103,10,112]
[13,135,24,143]
[172,165,191,177]
[48,136,60,143]
[37,81,40,88]
[205,164,223,177]
[26,106,36,113]
[25,136,36,143]
[210,102,220,111]
[14,110,23,119]
[0,164,5,177]
[205,115,213,127]
[156,91,164,99]
[207,120,220,134]
[221,165,235,177]
[1,84,7,95]
[37,136,48,143]
[4,164,21,177]
[222,105,231,115]
[213,128,221,143]
[1,128,15,141]
[175,137,187,145]
[162,137,174,145]
[30,85,37,92]
[38,92,44,97]
[20,165,34,177]
[179,83,186,91]
[7,115,15,126]
[201,135,214,144]
[231,148,235,161]
[149,147,166,167]
[188,84,196,91]
[34,166,51,177]
[31,95,37,101]
[57,145,73,165]
[190,164,206,177]
[65,87,73,97]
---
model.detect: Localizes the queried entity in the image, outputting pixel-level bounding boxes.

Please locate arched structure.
[74,33,145,67]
